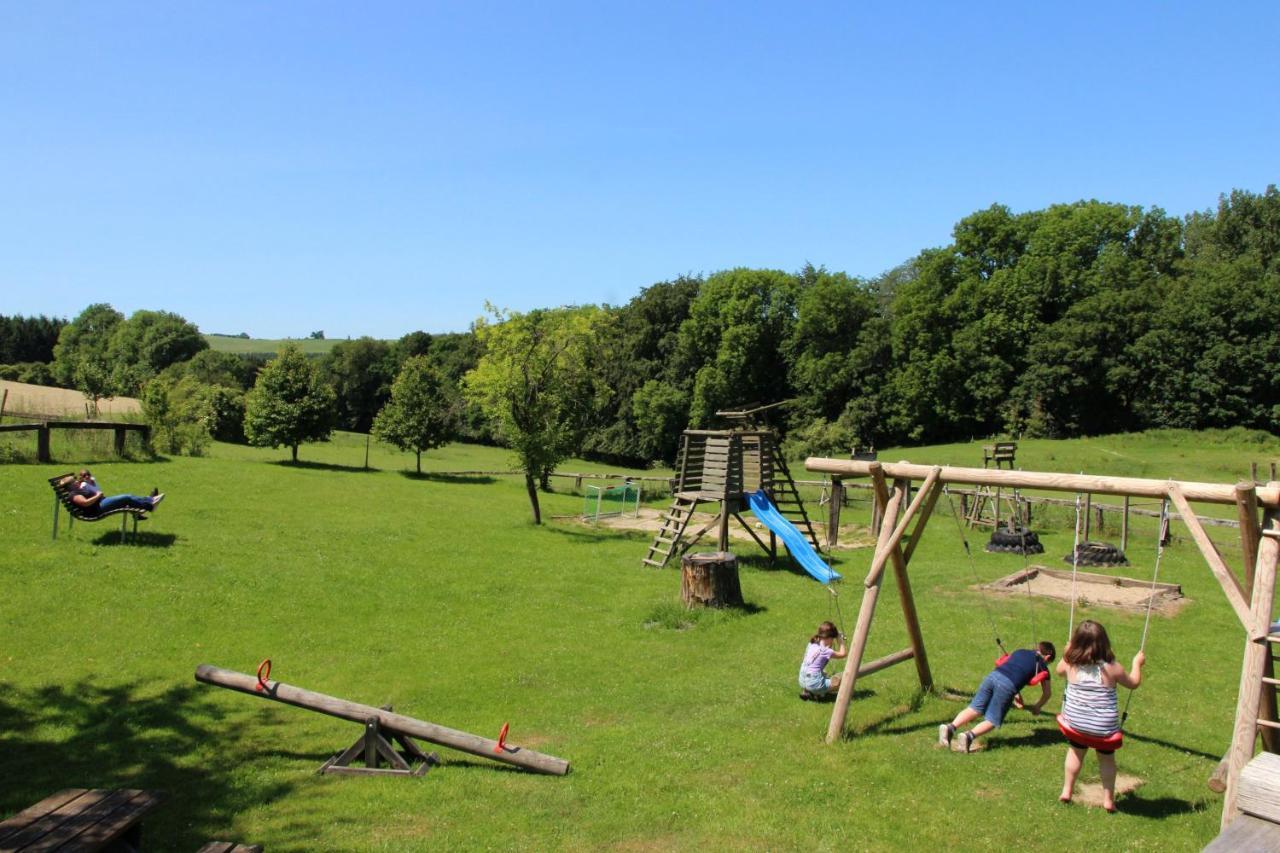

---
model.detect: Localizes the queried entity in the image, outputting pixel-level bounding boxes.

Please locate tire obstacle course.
[195,663,570,777]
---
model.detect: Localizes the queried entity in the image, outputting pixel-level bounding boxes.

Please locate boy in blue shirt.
[939,641,1055,752]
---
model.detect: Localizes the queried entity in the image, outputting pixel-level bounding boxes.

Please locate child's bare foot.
[1058,795,1072,804]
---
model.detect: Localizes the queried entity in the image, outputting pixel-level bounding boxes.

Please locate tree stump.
[681,551,744,609]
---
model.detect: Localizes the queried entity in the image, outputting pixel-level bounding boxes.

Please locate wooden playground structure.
[803,456,1280,832]
[643,404,818,568]
[195,663,570,777]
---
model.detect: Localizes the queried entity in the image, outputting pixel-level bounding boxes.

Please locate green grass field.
[204,334,344,356]
[2,429,1277,850]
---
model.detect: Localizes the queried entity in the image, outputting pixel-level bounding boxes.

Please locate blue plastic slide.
[747,489,841,584]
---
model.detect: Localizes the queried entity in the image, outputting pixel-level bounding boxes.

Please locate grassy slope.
[204,335,342,356]
[1,430,1277,850]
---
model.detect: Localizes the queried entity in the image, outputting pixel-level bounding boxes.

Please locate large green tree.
[52,303,125,414]
[106,309,208,395]
[463,305,612,524]
[243,343,336,462]
[321,337,395,433]
[372,355,455,473]
[672,268,798,428]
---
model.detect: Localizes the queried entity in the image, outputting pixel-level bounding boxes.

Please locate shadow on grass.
[1116,794,1201,819]
[90,531,178,548]
[401,471,498,485]
[544,525,619,544]
[1125,730,1222,762]
[0,679,297,849]
[269,459,374,474]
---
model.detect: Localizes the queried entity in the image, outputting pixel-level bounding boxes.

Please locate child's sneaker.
[938,723,954,748]
[151,493,165,508]
[799,690,813,701]
[957,731,975,753]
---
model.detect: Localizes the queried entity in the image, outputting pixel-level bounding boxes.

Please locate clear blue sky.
[2,3,1276,339]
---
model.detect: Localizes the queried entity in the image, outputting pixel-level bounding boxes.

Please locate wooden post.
[113,426,127,456]
[1237,484,1278,753]
[37,423,50,463]
[825,467,905,744]
[1238,483,1263,590]
[888,472,940,691]
[1083,493,1092,540]
[1121,495,1130,552]
[994,486,1001,529]
[717,500,730,552]
[826,478,844,549]
[680,552,744,609]
[1222,505,1280,827]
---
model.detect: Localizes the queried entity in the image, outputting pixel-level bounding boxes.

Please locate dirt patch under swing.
[982,565,1186,615]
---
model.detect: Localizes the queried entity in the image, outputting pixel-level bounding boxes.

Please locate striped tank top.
[1062,664,1119,736]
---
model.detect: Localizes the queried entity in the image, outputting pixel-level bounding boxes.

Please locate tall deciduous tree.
[372,355,455,473]
[243,344,336,462]
[320,337,394,433]
[463,305,612,524]
[52,303,125,414]
[106,309,208,395]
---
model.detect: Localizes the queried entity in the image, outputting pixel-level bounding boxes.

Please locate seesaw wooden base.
[318,711,441,778]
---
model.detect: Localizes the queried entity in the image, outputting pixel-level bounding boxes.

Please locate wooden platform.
[0,788,162,851]
[1204,813,1280,852]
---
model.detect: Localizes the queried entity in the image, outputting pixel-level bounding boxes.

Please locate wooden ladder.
[643,495,699,568]
[769,455,821,551]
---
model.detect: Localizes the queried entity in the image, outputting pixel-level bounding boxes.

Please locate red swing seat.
[1056,714,1124,750]
[994,653,1050,686]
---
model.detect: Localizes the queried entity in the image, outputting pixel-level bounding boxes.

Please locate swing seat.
[1056,714,1123,751]
[994,654,1049,686]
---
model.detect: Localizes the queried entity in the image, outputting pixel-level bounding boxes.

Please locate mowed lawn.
[1,430,1275,850]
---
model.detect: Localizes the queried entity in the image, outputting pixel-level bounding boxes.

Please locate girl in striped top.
[1056,620,1146,812]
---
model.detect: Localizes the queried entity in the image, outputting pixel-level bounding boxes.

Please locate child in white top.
[1056,619,1145,812]
[798,621,847,700]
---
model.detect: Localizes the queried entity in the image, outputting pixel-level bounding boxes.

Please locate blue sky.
[2,3,1276,338]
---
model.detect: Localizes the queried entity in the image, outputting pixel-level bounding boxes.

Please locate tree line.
[6,185,1278,505]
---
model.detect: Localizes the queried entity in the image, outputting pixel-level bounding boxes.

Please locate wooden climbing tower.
[643,404,820,568]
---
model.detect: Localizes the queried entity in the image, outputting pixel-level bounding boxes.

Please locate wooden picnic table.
[0,789,162,852]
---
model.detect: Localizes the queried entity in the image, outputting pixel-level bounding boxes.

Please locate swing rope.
[945,485,1009,656]
[1066,492,1085,636]
[1119,497,1169,727]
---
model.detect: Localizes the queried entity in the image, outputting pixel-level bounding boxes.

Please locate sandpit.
[983,565,1185,615]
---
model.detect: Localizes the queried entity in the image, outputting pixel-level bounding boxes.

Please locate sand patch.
[983,565,1186,615]
[1072,772,1144,808]
[580,507,876,551]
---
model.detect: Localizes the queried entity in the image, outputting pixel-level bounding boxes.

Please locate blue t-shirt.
[996,649,1049,689]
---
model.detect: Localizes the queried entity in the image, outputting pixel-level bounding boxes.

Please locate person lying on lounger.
[67,469,164,515]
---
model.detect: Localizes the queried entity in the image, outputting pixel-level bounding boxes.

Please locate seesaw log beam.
[195,664,570,776]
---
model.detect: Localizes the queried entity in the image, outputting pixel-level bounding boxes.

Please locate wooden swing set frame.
[804,457,1280,830]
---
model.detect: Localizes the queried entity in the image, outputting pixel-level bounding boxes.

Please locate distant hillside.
[204,334,342,356]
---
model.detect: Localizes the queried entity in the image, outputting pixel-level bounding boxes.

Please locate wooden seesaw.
[195,663,570,777]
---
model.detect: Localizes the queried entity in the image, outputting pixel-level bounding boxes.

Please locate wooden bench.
[982,441,1017,469]
[0,788,162,851]
[49,474,148,543]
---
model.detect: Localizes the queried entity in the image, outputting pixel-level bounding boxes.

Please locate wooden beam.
[902,477,943,565]
[857,647,915,678]
[804,458,1280,508]
[863,468,940,587]
[1167,483,1253,633]
[195,664,570,775]
[826,476,906,744]
[1223,507,1280,827]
